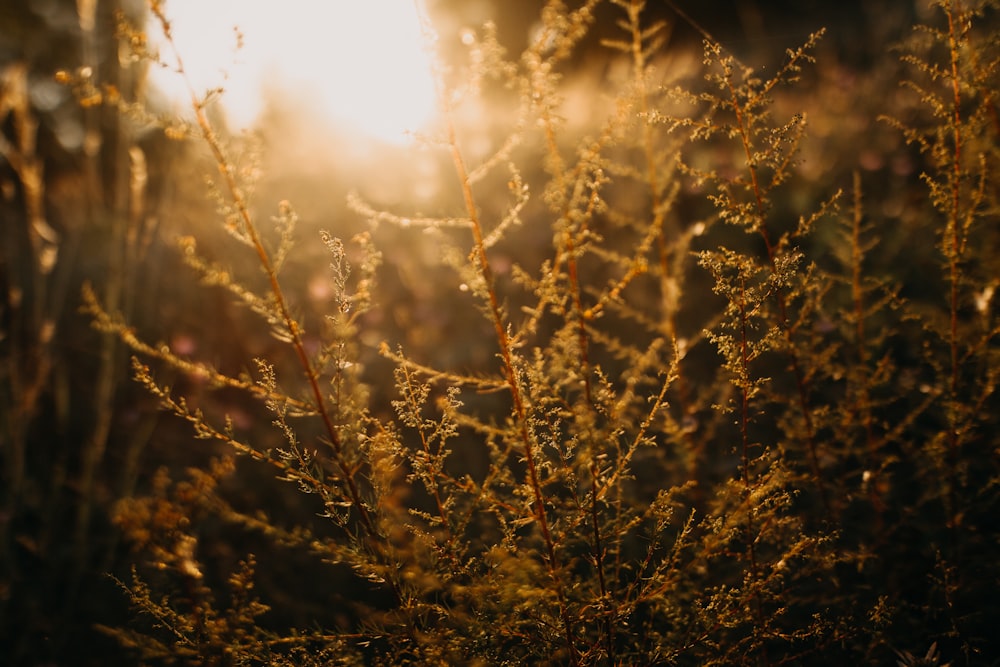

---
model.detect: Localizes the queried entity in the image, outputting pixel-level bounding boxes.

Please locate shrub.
[54,0,1000,664]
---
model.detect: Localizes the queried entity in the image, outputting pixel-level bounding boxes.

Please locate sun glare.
[150,0,438,144]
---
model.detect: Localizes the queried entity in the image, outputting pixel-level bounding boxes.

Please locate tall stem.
[149,5,388,589]
[726,76,830,517]
[943,0,965,553]
[426,19,580,657]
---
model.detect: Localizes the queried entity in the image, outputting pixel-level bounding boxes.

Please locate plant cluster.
[4,0,999,665]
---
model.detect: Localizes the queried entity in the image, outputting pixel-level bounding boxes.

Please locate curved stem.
[428,22,579,658]
[149,3,387,585]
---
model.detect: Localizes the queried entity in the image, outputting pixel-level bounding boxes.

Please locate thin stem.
[850,172,884,530]
[725,74,830,517]
[736,273,768,664]
[398,363,461,559]
[529,16,595,408]
[626,0,700,498]
[944,0,964,545]
[445,115,581,667]
[148,4,391,592]
[628,0,670,285]
[429,27,580,659]
[588,460,615,662]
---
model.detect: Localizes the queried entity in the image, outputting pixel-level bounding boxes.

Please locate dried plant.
[4,0,998,665]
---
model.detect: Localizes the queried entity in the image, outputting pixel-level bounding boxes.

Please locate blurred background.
[0,0,955,664]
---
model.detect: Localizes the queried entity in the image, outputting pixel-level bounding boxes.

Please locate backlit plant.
[11,0,996,664]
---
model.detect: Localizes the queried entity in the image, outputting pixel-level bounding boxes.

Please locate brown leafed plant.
[58,0,1000,665]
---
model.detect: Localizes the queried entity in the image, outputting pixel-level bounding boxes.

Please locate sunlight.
[150,0,437,144]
